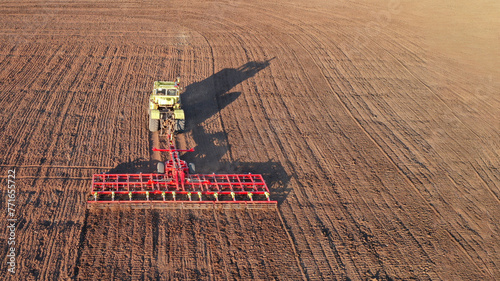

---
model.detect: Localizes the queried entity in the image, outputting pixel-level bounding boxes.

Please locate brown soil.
[0,0,498,280]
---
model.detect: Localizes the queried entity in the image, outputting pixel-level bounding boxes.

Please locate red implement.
[87,136,277,209]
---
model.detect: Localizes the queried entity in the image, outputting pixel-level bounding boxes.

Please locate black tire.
[149,118,159,132]
[174,119,185,132]
[188,163,196,174]
[157,162,165,174]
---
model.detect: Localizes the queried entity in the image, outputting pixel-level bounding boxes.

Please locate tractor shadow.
[107,158,157,174]
[233,161,292,204]
[180,58,292,204]
[182,58,275,130]
[181,58,275,171]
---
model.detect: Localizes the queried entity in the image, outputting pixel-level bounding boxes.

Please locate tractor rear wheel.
[149,118,159,132]
[174,119,185,132]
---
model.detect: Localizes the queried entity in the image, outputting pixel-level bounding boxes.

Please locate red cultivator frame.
[87,137,277,209]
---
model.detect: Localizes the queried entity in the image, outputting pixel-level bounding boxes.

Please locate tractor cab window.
[156,89,166,95]
[167,89,177,96]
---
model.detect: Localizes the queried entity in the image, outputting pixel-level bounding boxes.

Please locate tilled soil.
[0,0,498,280]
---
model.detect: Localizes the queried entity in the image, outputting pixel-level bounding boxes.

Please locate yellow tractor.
[148,78,185,134]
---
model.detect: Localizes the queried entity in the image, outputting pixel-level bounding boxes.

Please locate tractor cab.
[149,78,185,134]
[154,88,179,96]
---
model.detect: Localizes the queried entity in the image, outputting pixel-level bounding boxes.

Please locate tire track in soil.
[213,209,231,280]
[72,209,89,279]
[150,132,161,162]
[37,179,78,280]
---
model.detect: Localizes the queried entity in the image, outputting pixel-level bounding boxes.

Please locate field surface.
[0,0,499,280]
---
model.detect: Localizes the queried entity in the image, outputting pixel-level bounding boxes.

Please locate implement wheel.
[188,163,195,174]
[157,162,165,174]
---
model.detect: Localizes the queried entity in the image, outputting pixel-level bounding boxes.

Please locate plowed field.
[1,0,499,280]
